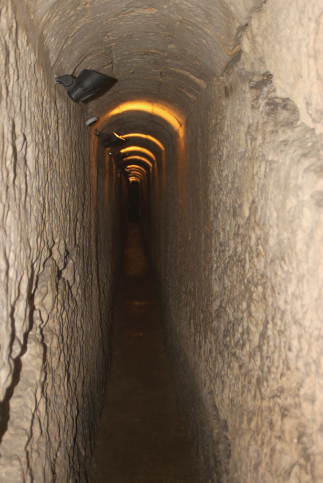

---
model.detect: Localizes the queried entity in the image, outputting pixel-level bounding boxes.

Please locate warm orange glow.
[126,164,147,174]
[128,170,145,178]
[120,146,156,162]
[97,101,186,201]
[123,133,165,152]
[102,101,185,133]
[129,174,142,181]
[127,165,145,173]
[128,173,144,181]
[125,156,153,168]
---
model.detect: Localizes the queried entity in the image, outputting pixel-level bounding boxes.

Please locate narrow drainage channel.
[88,224,199,482]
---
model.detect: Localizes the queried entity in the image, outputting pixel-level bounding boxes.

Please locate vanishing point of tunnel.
[1,0,323,482]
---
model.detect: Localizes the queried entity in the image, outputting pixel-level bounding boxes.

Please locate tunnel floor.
[88,224,199,483]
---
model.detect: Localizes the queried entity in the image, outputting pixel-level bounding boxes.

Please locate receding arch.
[127,172,145,182]
[102,101,185,134]
[123,156,153,169]
[128,173,144,181]
[126,165,147,176]
[120,146,156,163]
[123,133,165,153]
[129,174,143,182]
[127,166,145,175]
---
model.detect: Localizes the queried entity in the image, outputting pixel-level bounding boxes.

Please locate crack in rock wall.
[241,0,323,139]
[0,2,123,481]
[151,72,323,483]
[144,4,323,482]
[1,0,323,481]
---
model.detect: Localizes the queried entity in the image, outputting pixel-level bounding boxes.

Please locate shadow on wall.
[0,266,35,444]
[0,359,22,442]
[166,328,232,483]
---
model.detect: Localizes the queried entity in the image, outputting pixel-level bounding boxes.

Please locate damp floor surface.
[88,224,199,483]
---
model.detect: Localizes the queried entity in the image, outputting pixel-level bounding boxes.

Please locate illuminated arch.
[127,171,145,180]
[123,156,153,169]
[123,133,165,153]
[126,165,147,174]
[127,166,145,174]
[129,175,144,183]
[102,101,185,133]
[126,167,147,178]
[120,146,156,162]
[129,174,143,182]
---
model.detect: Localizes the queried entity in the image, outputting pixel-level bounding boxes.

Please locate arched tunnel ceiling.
[123,133,164,152]
[120,158,153,171]
[120,146,156,162]
[119,136,163,161]
[123,155,153,168]
[127,165,147,174]
[30,0,264,119]
[99,110,177,154]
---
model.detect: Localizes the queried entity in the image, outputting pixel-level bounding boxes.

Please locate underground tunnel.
[1,0,323,481]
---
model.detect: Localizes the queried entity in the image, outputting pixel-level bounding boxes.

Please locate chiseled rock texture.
[241,0,323,139]
[0,2,123,481]
[147,3,323,483]
[159,68,323,482]
[1,0,323,482]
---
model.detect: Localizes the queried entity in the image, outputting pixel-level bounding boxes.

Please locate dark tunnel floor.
[88,224,199,483]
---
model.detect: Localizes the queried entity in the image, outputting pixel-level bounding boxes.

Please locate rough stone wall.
[0,2,122,481]
[154,4,323,483]
[2,0,323,482]
[241,0,323,138]
[97,145,125,342]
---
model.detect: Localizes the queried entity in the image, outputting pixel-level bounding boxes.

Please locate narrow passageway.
[88,224,199,483]
[2,2,323,481]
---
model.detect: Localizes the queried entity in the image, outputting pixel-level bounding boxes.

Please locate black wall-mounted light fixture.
[94,130,127,148]
[55,69,116,103]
